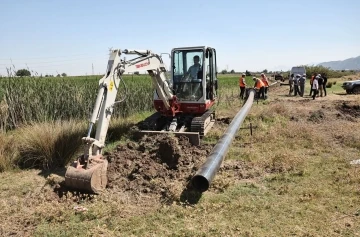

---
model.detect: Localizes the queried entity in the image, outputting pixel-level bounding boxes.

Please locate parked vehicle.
[342,79,360,94]
[273,72,284,81]
[290,66,306,77]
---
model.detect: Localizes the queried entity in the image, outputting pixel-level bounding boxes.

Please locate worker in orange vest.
[239,73,247,99]
[261,73,270,97]
[253,77,265,99]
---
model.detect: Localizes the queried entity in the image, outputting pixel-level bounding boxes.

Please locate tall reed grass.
[0,73,245,132]
[15,120,87,169]
[0,74,154,132]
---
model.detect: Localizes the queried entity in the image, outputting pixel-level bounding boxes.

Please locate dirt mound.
[49,133,250,207]
[337,102,360,118]
[105,134,214,203]
[308,110,325,122]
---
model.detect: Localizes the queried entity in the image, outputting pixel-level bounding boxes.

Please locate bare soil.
[48,132,248,207]
[336,101,360,118]
[105,134,214,203]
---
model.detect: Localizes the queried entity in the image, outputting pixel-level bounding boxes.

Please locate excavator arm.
[117,49,174,110]
[64,48,176,193]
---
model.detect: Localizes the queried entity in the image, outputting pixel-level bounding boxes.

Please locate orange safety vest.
[239,77,246,87]
[310,76,314,84]
[261,76,269,87]
[255,79,265,89]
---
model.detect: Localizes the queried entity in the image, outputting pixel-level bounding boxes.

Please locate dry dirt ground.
[0,80,360,236]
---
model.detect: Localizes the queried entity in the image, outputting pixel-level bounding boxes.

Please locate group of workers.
[288,73,307,97]
[238,72,329,101]
[288,73,328,100]
[239,73,270,100]
[309,73,328,99]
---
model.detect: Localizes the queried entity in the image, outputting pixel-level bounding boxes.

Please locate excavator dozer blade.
[134,131,200,146]
[64,156,108,194]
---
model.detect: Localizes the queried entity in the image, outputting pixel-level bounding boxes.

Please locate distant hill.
[317,56,360,70]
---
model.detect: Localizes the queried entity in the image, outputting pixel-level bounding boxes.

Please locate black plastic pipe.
[191,88,256,192]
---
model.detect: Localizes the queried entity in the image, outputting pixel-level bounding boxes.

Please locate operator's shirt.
[187,64,201,79]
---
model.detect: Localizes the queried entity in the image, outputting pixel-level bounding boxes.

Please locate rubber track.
[190,110,215,137]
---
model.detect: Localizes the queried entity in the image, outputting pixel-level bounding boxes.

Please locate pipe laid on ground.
[191,89,256,192]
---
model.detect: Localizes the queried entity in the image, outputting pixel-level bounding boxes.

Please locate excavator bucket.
[64,155,108,194]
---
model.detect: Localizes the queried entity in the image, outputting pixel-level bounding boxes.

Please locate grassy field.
[0,73,359,236]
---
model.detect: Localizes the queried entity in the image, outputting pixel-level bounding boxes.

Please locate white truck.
[290,66,306,77]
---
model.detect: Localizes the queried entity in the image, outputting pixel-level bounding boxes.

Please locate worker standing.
[260,73,269,98]
[317,74,324,97]
[309,73,316,96]
[253,77,265,100]
[293,74,301,96]
[298,73,306,97]
[322,73,328,96]
[312,76,319,100]
[239,73,247,99]
[289,74,294,96]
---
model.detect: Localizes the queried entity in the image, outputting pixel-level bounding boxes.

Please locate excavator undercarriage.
[134,109,215,146]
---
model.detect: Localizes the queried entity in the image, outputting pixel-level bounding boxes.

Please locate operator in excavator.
[186,55,202,79]
[182,55,207,99]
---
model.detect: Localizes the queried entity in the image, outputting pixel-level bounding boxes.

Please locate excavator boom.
[65,48,177,193]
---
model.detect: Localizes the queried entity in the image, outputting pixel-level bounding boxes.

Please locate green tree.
[230,69,235,74]
[61,73,67,77]
[16,69,31,77]
[262,69,268,73]
[245,70,251,76]
[221,69,227,74]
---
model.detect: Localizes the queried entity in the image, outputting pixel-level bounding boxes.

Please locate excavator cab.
[171,46,218,103]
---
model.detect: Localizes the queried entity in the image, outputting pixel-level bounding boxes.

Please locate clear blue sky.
[0,0,359,76]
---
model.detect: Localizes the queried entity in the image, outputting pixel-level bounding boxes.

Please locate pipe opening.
[191,175,209,192]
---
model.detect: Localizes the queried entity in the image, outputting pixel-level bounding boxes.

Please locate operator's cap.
[252,77,257,80]
[303,73,306,76]
[242,73,246,76]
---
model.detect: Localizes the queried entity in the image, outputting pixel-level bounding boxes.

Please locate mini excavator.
[65,46,219,193]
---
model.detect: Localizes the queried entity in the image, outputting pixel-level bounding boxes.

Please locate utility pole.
[92,63,94,75]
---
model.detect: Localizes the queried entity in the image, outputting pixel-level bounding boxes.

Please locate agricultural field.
[0,72,360,236]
